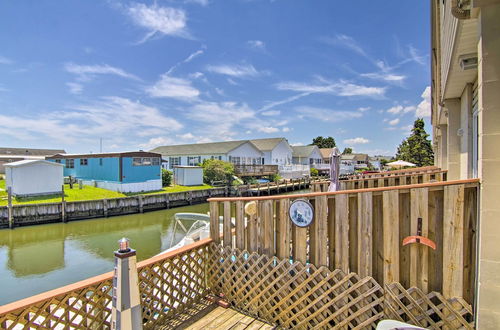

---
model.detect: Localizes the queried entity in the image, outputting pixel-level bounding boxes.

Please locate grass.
[0,179,212,206]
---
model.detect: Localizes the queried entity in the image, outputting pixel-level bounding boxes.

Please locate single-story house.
[0,147,66,174]
[46,151,162,193]
[292,145,324,168]
[5,159,64,196]
[151,140,265,174]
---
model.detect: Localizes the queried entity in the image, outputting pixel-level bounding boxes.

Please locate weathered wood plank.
[383,190,399,284]
[357,192,373,278]
[235,201,245,250]
[327,197,335,270]
[276,199,291,260]
[443,184,465,299]
[210,201,220,243]
[399,192,411,288]
[223,201,232,248]
[348,195,358,274]
[292,223,307,264]
[260,200,274,256]
[310,195,328,267]
[410,187,429,292]
[334,194,349,273]
[463,187,477,304]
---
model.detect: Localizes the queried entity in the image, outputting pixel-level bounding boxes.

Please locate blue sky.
[0,0,431,155]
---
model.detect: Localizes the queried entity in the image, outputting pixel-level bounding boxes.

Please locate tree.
[310,136,336,148]
[395,118,434,167]
[342,147,353,154]
[161,169,173,187]
[201,159,235,184]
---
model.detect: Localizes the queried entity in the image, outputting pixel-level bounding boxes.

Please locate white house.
[5,160,64,196]
[292,145,324,167]
[151,140,264,169]
[250,138,292,165]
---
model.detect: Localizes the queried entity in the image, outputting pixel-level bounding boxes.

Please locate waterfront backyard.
[0,179,212,206]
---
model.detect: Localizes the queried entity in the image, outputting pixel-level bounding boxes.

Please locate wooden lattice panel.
[0,279,113,329]
[206,244,385,329]
[384,283,474,329]
[139,244,209,329]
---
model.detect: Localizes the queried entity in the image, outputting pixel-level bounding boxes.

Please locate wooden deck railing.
[0,239,213,329]
[234,164,279,176]
[311,169,447,192]
[348,165,441,180]
[208,179,479,305]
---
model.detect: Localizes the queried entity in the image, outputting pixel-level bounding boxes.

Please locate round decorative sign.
[289,199,314,227]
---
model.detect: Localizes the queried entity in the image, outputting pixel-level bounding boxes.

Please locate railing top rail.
[0,238,213,315]
[332,169,448,183]
[348,166,441,178]
[207,178,479,202]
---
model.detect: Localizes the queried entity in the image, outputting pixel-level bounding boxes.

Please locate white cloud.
[295,106,363,122]
[258,126,280,133]
[146,74,199,101]
[139,136,176,149]
[291,142,304,146]
[125,3,189,43]
[167,49,204,75]
[387,105,416,115]
[361,72,406,82]
[416,86,431,117]
[247,40,266,51]
[259,92,310,112]
[408,45,427,66]
[282,127,291,132]
[0,56,12,65]
[388,118,400,126]
[66,82,83,94]
[0,97,182,145]
[65,63,139,81]
[184,0,209,6]
[261,110,281,116]
[343,137,370,145]
[206,64,262,78]
[357,107,371,112]
[276,78,385,97]
[320,34,367,57]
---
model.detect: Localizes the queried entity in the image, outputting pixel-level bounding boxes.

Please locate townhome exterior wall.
[62,157,120,182]
[269,140,293,165]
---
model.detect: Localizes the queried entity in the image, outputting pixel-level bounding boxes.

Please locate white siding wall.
[309,148,324,164]
[228,142,263,164]
[270,140,293,165]
[82,179,161,193]
[173,167,203,186]
[7,163,63,196]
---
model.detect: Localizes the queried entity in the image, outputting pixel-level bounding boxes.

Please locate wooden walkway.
[157,300,274,330]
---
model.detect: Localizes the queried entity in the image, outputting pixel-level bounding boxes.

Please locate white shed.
[173,166,203,186]
[5,160,64,196]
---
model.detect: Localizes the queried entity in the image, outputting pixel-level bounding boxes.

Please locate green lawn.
[0,179,212,206]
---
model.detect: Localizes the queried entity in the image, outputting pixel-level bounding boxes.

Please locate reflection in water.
[0,203,209,305]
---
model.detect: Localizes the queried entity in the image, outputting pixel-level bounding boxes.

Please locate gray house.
[0,147,66,174]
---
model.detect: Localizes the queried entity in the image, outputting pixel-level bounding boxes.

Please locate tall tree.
[310,136,336,148]
[342,147,353,154]
[395,118,434,167]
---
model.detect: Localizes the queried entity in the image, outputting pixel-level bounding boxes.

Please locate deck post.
[209,201,220,243]
[111,238,143,330]
[138,195,144,213]
[61,185,66,223]
[7,187,13,229]
[103,199,108,217]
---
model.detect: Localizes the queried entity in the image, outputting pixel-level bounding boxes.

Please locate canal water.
[0,189,309,305]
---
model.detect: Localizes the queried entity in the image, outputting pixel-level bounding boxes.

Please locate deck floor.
[157,300,274,330]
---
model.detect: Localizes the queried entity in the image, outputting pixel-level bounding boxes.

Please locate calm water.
[0,203,209,305]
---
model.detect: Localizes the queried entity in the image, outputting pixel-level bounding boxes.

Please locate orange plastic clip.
[402,217,437,250]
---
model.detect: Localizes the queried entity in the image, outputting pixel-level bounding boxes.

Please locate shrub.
[201,159,235,184]
[161,169,173,187]
[310,167,319,177]
[269,173,282,182]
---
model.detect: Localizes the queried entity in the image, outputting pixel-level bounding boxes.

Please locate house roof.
[292,145,320,158]
[0,147,66,157]
[320,148,332,158]
[151,140,262,156]
[46,151,161,159]
[249,138,287,151]
[341,153,369,162]
[4,159,64,168]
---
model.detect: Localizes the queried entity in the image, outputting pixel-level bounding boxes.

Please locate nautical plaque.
[289,199,314,227]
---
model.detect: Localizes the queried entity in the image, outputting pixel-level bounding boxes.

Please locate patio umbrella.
[386,160,416,169]
[328,147,341,192]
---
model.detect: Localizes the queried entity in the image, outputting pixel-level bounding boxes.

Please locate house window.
[80,158,88,166]
[152,157,160,166]
[133,158,142,166]
[169,157,181,169]
[66,159,74,169]
[55,159,62,163]
[188,156,201,166]
[230,156,241,165]
[142,157,152,166]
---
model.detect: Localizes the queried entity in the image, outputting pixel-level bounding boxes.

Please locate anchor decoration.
[402,217,437,250]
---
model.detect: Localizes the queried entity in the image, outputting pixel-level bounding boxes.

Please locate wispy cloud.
[146,74,200,101]
[360,72,406,82]
[206,63,263,78]
[408,45,427,66]
[125,3,190,43]
[388,118,400,126]
[184,0,210,6]
[64,63,139,81]
[343,137,370,145]
[295,106,363,122]
[167,49,204,75]
[247,40,266,51]
[320,34,367,57]
[387,105,416,115]
[66,82,83,95]
[261,110,281,116]
[259,92,310,112]
[0,56,13,65]
[416,86,431,117]
[276,78,385,97]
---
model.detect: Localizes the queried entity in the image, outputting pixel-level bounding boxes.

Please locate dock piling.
[7,187,13,229]
[61,185,66,223]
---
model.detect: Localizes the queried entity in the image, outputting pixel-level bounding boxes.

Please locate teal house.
[46,151,162,193]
